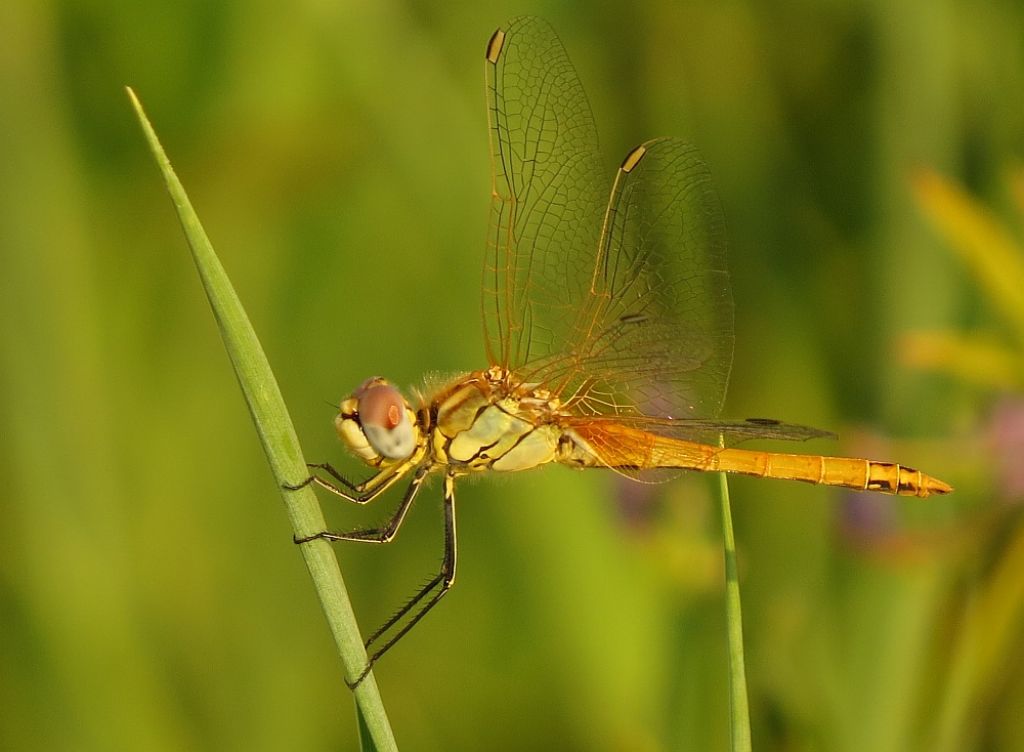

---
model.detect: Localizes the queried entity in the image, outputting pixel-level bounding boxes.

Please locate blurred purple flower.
[840,491,898,541]
[988,396,1024,501]
[613,474,661,530]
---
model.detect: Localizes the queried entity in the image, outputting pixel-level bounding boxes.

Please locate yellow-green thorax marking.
[430,366,582,473]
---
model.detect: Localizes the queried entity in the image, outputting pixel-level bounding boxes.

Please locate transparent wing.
[483,16,609,371]
[483,18,734,423]
[531,138,734,420]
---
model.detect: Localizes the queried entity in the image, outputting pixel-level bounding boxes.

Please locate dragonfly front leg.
[346,472,459,689]
[294,466,429,545]
[283,459,407,504]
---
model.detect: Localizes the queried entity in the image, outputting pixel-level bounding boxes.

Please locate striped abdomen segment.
[569,423,952,498]
[706,445,950,497]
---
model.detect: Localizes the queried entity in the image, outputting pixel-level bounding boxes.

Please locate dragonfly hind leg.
[346,472,459,688]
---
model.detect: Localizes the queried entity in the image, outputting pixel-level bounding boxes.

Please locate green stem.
[718,466,752,751]
[127,87,398,752]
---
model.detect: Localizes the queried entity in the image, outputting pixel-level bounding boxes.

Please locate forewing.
[483,17,609,370]
[483,21,734,424]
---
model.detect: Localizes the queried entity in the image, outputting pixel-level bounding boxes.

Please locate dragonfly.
[287,16,952,688]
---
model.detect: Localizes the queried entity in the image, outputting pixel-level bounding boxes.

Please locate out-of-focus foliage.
[906,168,1024,390]
[1,1,1021,750]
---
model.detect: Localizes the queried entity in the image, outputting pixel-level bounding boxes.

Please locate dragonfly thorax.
[335,377,421,465]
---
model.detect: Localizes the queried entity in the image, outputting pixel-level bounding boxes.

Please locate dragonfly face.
[291,16,951,689]
[335,377,421,465]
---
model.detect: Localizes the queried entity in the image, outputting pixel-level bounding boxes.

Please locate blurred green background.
[3,0,1024,749]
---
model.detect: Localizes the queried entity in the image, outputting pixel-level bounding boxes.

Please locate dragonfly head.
[335,377,420,464]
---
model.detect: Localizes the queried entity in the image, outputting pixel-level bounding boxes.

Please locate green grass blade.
[718,465,752,752]
[126,87,398,752]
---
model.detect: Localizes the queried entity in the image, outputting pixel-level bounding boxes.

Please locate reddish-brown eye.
[358,384,405,430]
[347,378,417,460]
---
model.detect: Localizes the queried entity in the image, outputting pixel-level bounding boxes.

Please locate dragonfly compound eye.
[356,382,417,460]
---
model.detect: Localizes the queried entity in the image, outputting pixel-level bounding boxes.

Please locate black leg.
[294,466,429,545]
[346,472,459,689]
[284,462,360,491]
[283,461,407,504]
[282,462,357,492]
